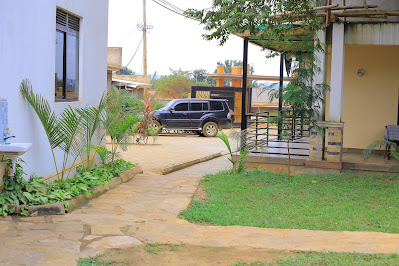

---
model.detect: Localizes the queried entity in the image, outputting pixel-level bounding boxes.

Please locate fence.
[246,112,310,157]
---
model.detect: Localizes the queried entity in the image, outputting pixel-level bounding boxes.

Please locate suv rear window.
[191,102,209,111]
[210,101,224,111]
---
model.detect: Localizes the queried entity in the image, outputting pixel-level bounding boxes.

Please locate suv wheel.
[150,120,162,134]
[202,121,219,137]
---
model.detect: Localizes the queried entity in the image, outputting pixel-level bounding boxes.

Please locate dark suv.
[152,99,234,137]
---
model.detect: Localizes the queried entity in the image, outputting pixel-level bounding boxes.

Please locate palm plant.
[20,79,106,185]
[217,130,248,173]
[363,140,398,159]
[76,96,106,170]
[20,80,63,182]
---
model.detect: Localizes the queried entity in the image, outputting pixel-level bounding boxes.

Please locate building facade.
[0,0,109,181]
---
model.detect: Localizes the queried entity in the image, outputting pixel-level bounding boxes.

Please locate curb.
[159,152,223,175]
[6,165,143,216]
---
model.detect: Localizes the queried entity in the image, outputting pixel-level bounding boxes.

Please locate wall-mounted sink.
[0,143,32,155]
[0,143,32,177]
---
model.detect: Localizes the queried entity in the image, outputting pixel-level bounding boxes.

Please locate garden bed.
[180,169,399,234]
[0,159,142,216]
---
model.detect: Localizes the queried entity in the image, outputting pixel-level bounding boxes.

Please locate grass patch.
[180,169,399,233]
[233,252,399,265]
[144,242,184,255]
[77,254,119,266]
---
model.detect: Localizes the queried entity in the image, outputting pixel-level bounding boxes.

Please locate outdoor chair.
[384,125,399,159]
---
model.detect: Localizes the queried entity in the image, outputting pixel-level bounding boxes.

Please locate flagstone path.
[0,138,398,265]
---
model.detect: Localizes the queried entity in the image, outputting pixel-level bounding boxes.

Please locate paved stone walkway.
[1,144,399,264]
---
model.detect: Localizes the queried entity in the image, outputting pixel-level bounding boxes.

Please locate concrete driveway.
[112,131,239,174]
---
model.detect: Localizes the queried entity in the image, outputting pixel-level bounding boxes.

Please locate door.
[165,101,190,128]
[190,101,209,128]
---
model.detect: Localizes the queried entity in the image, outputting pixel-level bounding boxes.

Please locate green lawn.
[180,169,399,233]
[233,252,399,265]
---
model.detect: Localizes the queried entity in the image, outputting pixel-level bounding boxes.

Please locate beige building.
[107,47,123,90]
[234,1,399,173]
[112,75,151,98]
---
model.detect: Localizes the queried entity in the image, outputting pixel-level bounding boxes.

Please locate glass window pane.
[202,102,209,111]
[210,101,223,111]
[66,35,78,99]
[55,31,64,98]
[174,103,188,111]
[191,103,202,111]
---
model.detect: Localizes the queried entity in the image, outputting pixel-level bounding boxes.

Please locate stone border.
[6,165,143,216]
[160,152,222,175]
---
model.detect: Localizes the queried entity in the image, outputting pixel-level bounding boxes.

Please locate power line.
[157,0,184,13]
[151,0,200,21]
[115,29,137,46]
[126,36,144,67]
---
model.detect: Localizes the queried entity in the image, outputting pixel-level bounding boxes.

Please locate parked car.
[152,99,234,137]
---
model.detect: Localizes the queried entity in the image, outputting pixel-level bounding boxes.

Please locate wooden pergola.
[236,0,399,131]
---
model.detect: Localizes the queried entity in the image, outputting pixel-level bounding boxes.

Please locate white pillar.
[329,23,345,122]
[314,29,327,120]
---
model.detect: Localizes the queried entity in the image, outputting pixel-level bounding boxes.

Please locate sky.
[107,0,281,77]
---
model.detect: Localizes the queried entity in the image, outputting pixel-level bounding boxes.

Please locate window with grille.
[55,9,80,101]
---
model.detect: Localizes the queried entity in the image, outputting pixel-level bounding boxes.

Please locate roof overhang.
[112,78,151,89]
[233,26,313,53]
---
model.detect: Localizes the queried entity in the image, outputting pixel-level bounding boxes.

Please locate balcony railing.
[246,112,310,157]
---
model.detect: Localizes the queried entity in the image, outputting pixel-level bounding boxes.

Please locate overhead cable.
[126,36,143,67]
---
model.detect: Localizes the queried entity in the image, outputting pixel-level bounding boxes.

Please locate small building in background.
[107,47,123,90]
[111,75,151,98]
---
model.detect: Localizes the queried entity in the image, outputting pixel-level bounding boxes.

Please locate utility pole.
[137,0,152,97]
[143,0,148,76]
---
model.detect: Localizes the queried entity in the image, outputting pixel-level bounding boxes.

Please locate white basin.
[0,143,32,177]
[0,143,32,155]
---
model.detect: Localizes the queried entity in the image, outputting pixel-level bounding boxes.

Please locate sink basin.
[0,143,32,155]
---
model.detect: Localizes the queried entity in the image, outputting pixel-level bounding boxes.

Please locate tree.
[192,68,215,86]
[116,66,135,75]
[186,0,329,176]
[154,68,194,99]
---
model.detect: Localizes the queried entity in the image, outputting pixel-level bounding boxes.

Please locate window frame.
[172,102,189,112]
[190,101,209,112]
[55,9,80,102]
[209,101,225,111]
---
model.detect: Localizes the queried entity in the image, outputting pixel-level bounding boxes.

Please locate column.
[329,23,345,122]
[313,29,327,120]
[216,65,225,87]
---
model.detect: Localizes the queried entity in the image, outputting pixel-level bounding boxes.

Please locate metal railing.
[246,112,310,157]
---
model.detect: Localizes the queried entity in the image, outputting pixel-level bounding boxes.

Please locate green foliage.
[181,169,399,233]
[233,252,399,265]
[363,139,399,171]
[154,68,194,99]
[20,80,109,184]
[217,130,247,173]
[116,66,135,75]
[192,68,215,86]
[0,158,133,217]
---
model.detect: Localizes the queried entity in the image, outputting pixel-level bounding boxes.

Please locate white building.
[0,0,109,182]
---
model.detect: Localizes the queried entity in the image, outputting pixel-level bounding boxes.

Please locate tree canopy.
[185,0,328,125]
[153,69,194,99]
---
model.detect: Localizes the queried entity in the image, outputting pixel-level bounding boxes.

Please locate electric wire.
[126,36,143,67]
[151,0,200,21]
[115,29,137,46]
[157,0,184,13]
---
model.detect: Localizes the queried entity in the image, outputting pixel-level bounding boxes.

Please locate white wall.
[0,0,109,179]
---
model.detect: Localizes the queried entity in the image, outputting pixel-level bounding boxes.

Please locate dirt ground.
[86,244,296,266]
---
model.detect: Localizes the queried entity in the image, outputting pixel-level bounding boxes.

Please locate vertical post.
[143,0,148,76]
[330,23,345,122]
[241,38,249,131]
[278,53,284,140]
